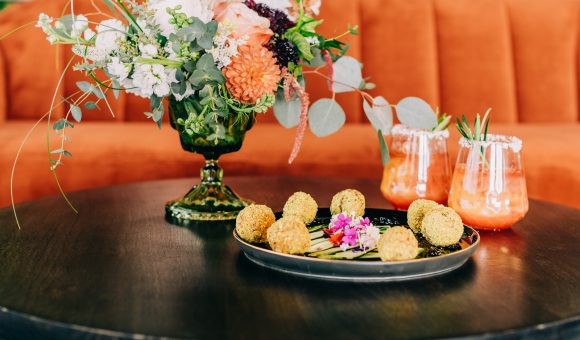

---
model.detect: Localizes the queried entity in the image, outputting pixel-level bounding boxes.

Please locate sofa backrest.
[0,0,578,124]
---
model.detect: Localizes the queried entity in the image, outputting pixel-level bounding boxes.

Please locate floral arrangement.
[324,212,381,251]
[4,0,461,226]
[32,0,390,165]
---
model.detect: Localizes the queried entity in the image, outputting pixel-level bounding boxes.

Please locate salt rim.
[391,124,449,139]
[458,134,522,152]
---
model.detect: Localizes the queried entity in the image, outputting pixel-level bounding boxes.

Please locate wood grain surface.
[0,177,579,339]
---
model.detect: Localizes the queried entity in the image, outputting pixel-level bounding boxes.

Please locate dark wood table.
[0,177,579,339]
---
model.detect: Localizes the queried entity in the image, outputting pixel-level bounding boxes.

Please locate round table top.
[0,176,579,339]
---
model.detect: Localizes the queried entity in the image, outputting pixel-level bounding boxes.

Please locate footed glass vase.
[165,97,255,225]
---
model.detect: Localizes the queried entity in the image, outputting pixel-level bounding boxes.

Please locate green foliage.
[308,98,346,137]
[433,111,451,132]
[285,31,314,61]
[395,97,438,129]
[52,119,74,131]
[273,90,301,128]
[378,130,390,167]
[456,108,492,142]
[363,96,393,133]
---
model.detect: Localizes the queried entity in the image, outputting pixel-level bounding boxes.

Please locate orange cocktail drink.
[448,135,529,231]
[381,125,452,210]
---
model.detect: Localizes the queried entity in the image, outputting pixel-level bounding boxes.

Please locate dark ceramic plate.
[234,208,480,282]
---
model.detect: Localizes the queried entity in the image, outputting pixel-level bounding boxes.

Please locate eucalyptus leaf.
[378,130,390,166]
[195,53,216,71]
[197,34,213,50]
[153,106,164,122]
[84,102,98,110]
[363,96,393,133]
[52,118,73,130]
[308,98,346,137]
[71,104,82,123]
[306,47,325,67]
[273,90,301,128]
[92,87,105,99]
[112,80,120,99]
[184,61,195,73]
[175,69,185,82]
[396,97,437,129]
[50,148,72,157]
[76,81,92,93]
[332,56,362,93]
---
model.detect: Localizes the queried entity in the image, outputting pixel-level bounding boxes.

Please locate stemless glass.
[381,124,452,210]
[448,135,529,231]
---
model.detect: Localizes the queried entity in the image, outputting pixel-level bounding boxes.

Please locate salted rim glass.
[458,134,523,153]
[391,124,450,139]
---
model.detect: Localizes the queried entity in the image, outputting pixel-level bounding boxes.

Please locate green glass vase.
[165,97,255,225]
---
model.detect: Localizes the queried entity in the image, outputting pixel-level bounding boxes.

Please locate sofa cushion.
[1,122,579,209]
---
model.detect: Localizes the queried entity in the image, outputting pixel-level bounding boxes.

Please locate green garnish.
[433,108,452,132]
[456,108,491,142]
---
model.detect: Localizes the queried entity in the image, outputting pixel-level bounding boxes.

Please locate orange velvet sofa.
[1,0,579,209]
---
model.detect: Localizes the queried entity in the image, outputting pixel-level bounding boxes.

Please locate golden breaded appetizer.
[407,199,441,233]
[235,204,276,244]
[378,226,419,261]
[330,189,365,216]
[267,217,311,255]
[421,207,464,246]
[282,192,318,224]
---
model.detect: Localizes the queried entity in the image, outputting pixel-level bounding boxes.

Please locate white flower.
[360,225,381,250]
[255,0,291,13]
[71,15,89,39]
[106,57,131,82]
[148,0,213,37]
[36,13,53,34]
[208,24,247,69]
[47,35,58,44]
[309,0,321,16]
[95,19,127,56]
[130,63,174,98]
[139,43,159,58]
[83,28,96,40]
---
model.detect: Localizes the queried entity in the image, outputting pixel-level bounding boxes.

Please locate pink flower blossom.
[214,1,273,46]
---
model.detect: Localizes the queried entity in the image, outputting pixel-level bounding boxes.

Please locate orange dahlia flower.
[224,45,281,104]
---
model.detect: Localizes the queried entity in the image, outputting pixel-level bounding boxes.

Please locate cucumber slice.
[309,246,348,257]
[310,230,325,240]
[306,240,334,253]
[318,248,374,260]
[308,225,325,232]
[311,237,328,246]
[359,252,381,260]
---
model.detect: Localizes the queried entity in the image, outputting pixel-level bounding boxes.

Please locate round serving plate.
[234,208,480,282]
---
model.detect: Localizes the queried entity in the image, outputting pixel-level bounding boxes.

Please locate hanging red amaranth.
[288,77,309,164]
[323,50,334,92]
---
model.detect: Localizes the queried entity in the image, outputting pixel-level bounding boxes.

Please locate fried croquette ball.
[267,217,311,254]
[330,189,366,216]
[282,192,318,224]
[235,204,276,243]
[421,207,464,246]
[407,199,441,233]
[378,226,419,261]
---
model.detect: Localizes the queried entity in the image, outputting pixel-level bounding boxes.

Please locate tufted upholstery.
[1,0,579,208]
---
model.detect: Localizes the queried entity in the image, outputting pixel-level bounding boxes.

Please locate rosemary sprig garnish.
[456,108,491,142]
[433,108,451,132]
[456,108,492,167]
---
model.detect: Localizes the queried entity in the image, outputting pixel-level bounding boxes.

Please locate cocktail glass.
[381,124,452,210]
[448,134,529,231]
